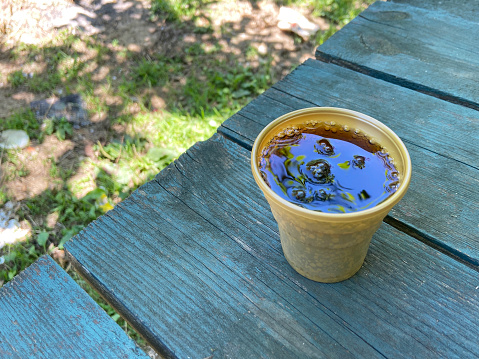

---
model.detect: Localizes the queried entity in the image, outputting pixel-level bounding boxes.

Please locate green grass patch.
[0,109,73,142]
[0,109,39,139]
[1,240,42,282]
[7,70,27,87]
[311,0,368,25]
[125,56,184,93]
[0,183,111,281]
[150,0,213,22]
[42,118,74,141]
[177,59,272,116]
[94,133,176,193]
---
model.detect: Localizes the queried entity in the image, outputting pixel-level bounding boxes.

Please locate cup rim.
[251,107,412,220]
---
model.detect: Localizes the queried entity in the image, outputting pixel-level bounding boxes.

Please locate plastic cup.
[251,107,412,283]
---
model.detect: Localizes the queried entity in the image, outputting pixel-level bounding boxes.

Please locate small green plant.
[94,134,176,194]
[0,188,9,205]
[21,187,106,237]
[0,185,109,282]
[312,0,363,24]
[131,57,183,89]
[185,43,205,57]
[7,70,27,87]
[150,0,211,21]
[246,45,259,60]
[42,119,55,137]
[87,40,111,64]
[315,25,338,45]
[178,59,272,116]
[53,29,79,48]
[62,55,87,82]
[48,157,59,178]
[0,109,39,139]
[54,118,73,141]
[42,118,73,141]
[193,24,213,34]
[132,59,164,87]
[1,241,41,282]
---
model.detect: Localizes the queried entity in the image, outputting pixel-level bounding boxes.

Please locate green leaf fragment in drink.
[341,192,356,203]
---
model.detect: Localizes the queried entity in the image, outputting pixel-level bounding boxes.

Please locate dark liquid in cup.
[259,121,400,213]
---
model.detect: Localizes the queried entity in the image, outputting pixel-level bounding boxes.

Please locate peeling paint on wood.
[0,255,148,359]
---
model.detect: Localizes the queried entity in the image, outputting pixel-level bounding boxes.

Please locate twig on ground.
[97,140,114,160]
[59,150,72,163]
[43,99,55,121]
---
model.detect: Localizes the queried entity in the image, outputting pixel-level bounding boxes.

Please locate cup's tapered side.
[251,107,412,283]
[268,197,387,283]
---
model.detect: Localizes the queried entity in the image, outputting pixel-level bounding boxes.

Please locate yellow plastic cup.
[251,107,412,283]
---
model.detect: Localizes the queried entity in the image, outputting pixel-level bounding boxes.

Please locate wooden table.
[62,1,479,358]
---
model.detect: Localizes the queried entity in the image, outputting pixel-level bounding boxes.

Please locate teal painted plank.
[315,1,479,110]
[66,134,479,359]
[219,59,479,266]
[389,0,479,23]
[0,255,147,359]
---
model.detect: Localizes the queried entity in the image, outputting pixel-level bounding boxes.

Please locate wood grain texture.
[315,1,479,110]
[0,255,147,359]
[220,59,479,266]
[389,0,479,23]
[65,134,479,359]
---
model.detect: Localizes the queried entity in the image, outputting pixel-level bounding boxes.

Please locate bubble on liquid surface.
[304,159,333,184]
[289,187,311,203]
[315,189,332,202]
[352,155,366,169]
[314,138,335,156]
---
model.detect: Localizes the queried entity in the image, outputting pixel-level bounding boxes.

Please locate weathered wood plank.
[0,255,147,359]
[223,59,479,167]
[315,1,479,110]
[389,0,479,23]
[65,135,479,359]
[219,59,479,266]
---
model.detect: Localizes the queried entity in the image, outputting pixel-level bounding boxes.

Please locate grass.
[0,0,374,352]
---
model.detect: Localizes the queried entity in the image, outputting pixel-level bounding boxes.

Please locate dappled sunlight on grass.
[131,109,224,153]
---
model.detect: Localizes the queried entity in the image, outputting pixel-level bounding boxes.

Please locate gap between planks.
[315,51,479,112]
